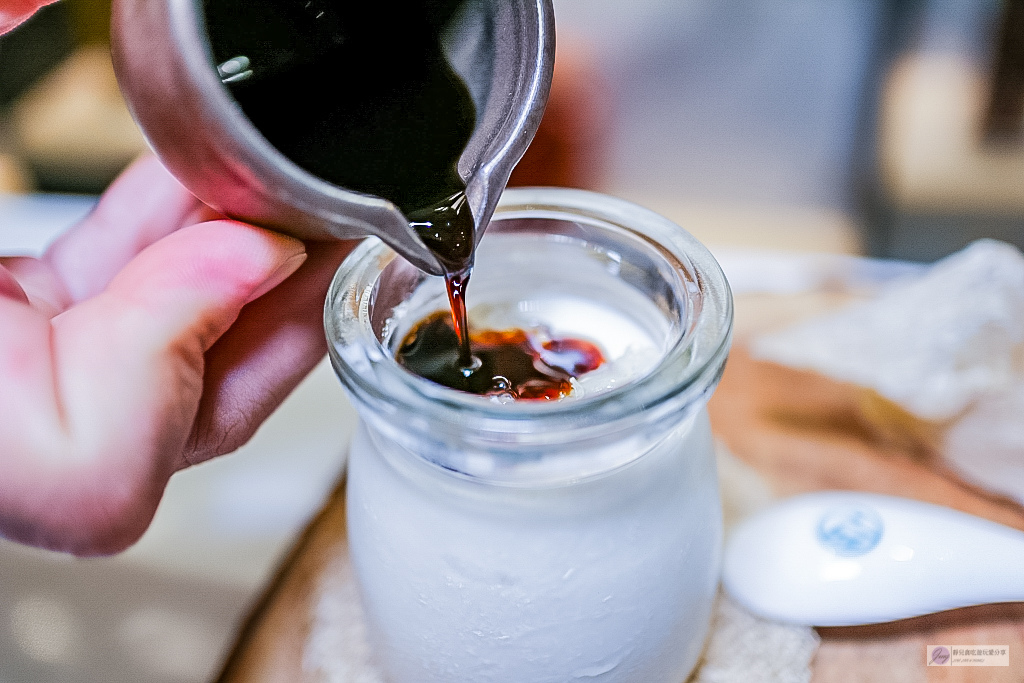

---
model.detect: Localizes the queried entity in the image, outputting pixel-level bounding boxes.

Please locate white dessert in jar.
[347,411,719,682]
[326,188,733,682]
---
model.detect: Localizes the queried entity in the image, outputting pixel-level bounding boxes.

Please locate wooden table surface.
[711,345,1024,683]
[215,290,1024,682]
[709,288,1024,682]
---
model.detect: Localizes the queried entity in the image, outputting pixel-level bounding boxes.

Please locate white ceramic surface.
[723,491,1024,626]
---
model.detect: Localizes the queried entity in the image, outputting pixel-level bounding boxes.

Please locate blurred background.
[5,0,1023,261]
[0,0,1023,680]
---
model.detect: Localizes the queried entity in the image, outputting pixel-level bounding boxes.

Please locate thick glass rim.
[324,187,733,460]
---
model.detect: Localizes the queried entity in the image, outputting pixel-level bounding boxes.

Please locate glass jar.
[325,188,732,682]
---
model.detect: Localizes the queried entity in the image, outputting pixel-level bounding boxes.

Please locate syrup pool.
[395,311,605,400]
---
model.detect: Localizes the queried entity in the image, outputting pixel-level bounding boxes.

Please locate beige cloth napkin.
[301,444,819,683]
[753,240,1024,508]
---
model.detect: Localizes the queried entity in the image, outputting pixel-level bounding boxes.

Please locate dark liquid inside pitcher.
[204,0,476,227]
[206,0,476,360]
[205,0,598,397]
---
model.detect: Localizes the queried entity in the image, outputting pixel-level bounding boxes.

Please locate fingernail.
[246,251,307,303]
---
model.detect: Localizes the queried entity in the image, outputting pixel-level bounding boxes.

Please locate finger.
[0,0,56,33]
[0,298,65,449]
[183,239,356,466]
[0,298,118,554]
[45,156,203,303]
[0,221,305,554]
[57,220,307,435]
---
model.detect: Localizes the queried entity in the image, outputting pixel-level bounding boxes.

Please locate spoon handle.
[723,491,1024,626]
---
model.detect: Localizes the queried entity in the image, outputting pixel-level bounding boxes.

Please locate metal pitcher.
[110,0,554,275]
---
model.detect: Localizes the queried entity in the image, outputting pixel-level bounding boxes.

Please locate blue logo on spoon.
[817,506,884,556]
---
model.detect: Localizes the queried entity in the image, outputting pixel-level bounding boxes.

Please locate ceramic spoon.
[722,491,1024,626]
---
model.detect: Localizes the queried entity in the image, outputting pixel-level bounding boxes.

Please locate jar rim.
[324,188,733,472]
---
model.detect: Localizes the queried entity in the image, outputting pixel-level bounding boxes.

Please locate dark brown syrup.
[396,312,605,400]
[205,0,480,364]
[208,0,585,391]
[406,191,476,367]
[205,0,475,221]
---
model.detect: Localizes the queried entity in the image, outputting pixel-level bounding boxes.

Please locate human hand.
[0,156,354,555]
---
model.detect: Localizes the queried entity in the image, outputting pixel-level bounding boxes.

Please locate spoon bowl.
[723,491,1024,626]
